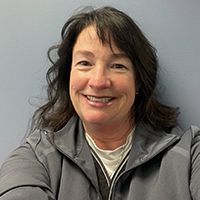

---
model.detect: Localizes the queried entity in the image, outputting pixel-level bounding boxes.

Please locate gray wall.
[0,0,199,164]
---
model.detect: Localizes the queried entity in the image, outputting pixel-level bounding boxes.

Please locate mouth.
[85,95,114,103]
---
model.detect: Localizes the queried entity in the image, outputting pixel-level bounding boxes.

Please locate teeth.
[87,96,112,103]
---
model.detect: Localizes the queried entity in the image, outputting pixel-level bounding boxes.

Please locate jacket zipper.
[107,156,129,200]
[107,135,181,200]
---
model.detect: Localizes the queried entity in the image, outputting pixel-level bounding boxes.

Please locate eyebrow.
[111,52,129,59]
[73,50,95,58]
[74,50,129,59]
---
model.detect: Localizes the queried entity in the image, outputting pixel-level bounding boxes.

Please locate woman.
[0,6,199,200]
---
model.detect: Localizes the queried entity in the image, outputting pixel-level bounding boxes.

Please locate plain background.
[0,0,199,164]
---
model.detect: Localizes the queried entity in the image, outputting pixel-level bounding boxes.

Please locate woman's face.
[70,25,136,128]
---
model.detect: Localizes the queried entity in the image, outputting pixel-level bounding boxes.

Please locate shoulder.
[27,129,59,161]
[162,125,200,163]
[181,126,200,198]
[172,126,200,154]
[177,125,200,147]
[0,130,51,196]
[27,115,81,162]
[26,128,62,175]
[0,129,62,197]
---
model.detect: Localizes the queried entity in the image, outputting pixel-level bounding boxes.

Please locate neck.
[83,119,134,150]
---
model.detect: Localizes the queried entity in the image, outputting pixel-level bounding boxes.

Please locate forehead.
[73,25,125,55]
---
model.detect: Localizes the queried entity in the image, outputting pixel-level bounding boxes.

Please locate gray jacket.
[0,116,200,200]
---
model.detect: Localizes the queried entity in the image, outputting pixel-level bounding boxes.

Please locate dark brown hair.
[31,6,179,133]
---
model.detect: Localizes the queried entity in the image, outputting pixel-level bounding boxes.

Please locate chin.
[82,115,109,125]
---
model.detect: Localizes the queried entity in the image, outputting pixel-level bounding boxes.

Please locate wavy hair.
[31,6,179,133]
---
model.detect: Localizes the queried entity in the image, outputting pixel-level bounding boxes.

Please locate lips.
[86,95,113,103]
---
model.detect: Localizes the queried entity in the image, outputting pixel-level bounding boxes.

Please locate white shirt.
[86,129,134,178]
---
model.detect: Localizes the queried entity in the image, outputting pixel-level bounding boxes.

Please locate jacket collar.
[53,115,85,158]
[52,115,99,189]
[52,116,183,171]
[126,122,183,170]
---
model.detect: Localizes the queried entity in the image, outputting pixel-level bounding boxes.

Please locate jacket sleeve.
[190,126,200,200]
[0,140,55,199]
[0,186,54,200]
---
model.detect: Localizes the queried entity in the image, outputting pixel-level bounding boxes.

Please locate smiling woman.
[70,25,136,148]
[0,6,200,200]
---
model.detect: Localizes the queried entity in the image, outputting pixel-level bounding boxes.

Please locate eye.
[111,63,127,70]
[77,60,92,66]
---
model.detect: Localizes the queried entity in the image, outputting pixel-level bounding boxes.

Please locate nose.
[88,65,111,89]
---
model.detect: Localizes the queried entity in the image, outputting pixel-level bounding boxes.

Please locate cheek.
[117,78,136,107]
[69,81,78,100]
[69,74,81,109]
[69,71,77,97]
[69,71,86,95]
[116,78,136,94]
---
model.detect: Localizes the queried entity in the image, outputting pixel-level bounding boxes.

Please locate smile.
[86,95,113,103]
